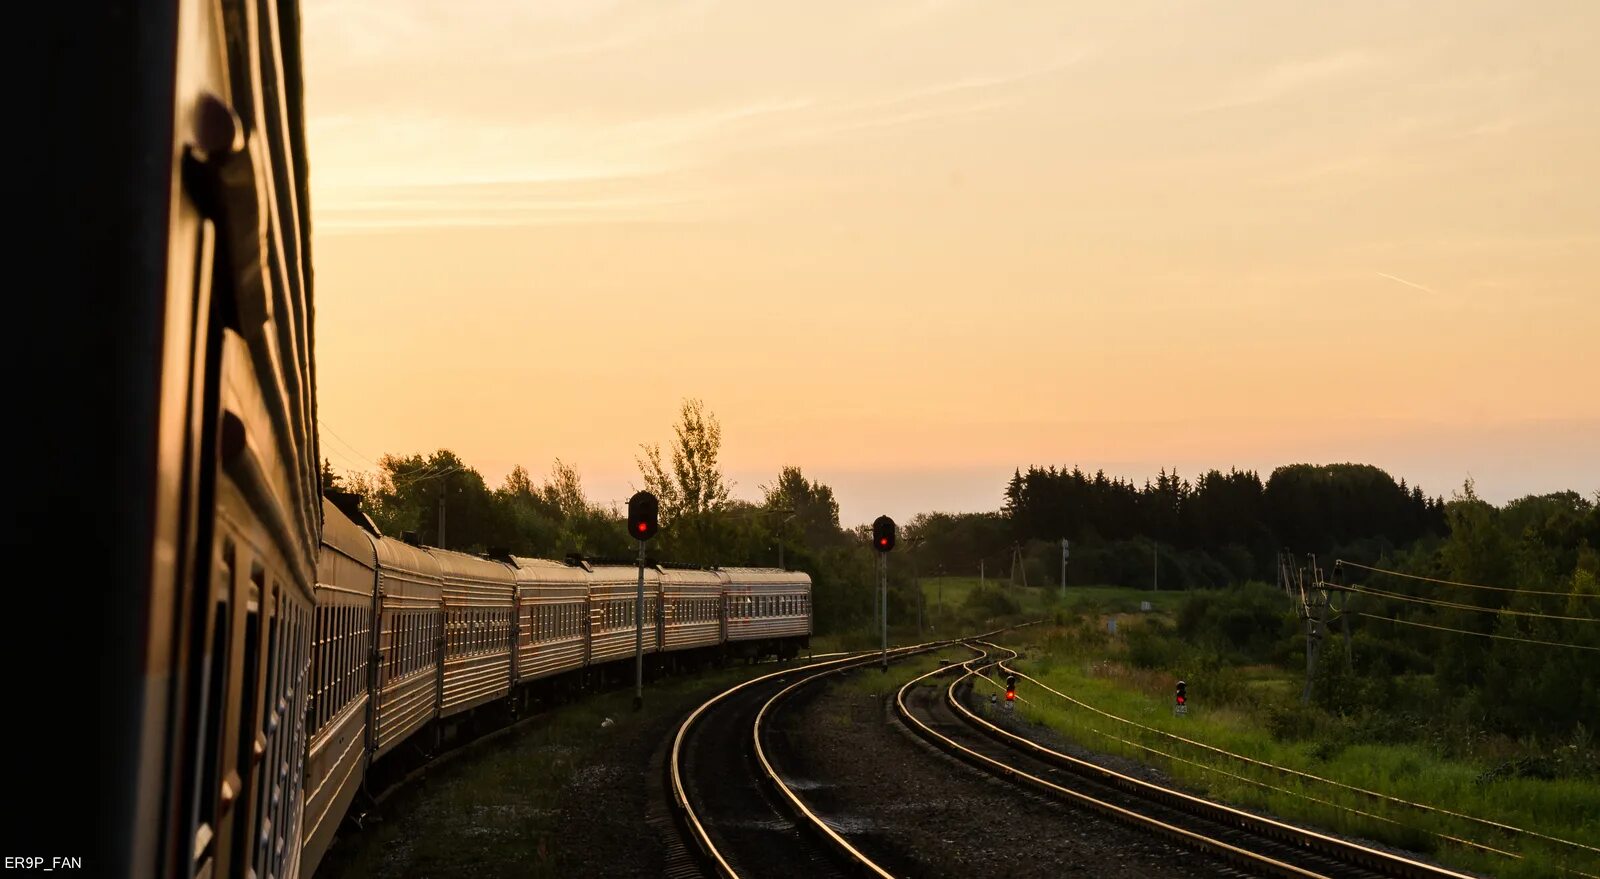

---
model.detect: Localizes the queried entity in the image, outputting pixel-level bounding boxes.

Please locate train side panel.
[660,569,724,652]
[302,500,378,875]
[430,549,518,716]
[371,540,444,759]
[512,558,590,680]
[587,564,661,665]
[720,568,813,647]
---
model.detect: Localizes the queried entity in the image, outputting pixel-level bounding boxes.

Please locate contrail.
[1376,272,1436,294]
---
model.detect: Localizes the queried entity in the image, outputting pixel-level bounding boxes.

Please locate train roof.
[658,567,722,586]
[319,497,377,566]
[423,545,517,584]
[585,562,660,585]
[372,533,444,581]
[716,567,812,586]
[509,556,591,586]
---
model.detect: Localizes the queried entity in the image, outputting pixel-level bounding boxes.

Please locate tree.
[320,458,343,494]
[637,398,731,520]
[670,398,731,516]
[761,466,842,548]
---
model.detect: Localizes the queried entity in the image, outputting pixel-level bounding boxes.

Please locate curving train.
[26,1,815,876]
[302,495,811,875]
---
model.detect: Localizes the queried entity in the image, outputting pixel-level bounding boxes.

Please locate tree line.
[322,399,1596,740]
[326,399,915,634]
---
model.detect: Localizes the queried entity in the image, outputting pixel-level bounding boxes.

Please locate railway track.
[895,643,1482,879]
[668,643,942,877]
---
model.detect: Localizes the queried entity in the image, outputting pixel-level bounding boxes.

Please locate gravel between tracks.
[766,659,1234,879]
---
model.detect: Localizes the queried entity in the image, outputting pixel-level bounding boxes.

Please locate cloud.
[1375,272,1437,295]
[1192,50,1381,113]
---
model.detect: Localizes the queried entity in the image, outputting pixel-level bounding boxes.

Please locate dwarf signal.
[1174,679,1188,715]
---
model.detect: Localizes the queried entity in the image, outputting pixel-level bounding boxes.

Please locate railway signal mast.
[873,515,896,671]
[628,491,660,710]
[1005,674,1018,712]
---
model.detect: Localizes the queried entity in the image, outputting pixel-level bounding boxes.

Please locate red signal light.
[637,522,647,532]
[1005,688,1015,701]
[1176,695,1185,705]
[879,538,887,547]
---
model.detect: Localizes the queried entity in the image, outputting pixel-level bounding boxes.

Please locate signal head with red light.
[872,515,896,553]
[627,491,659,543]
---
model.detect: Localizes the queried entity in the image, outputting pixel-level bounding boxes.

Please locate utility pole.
[910,537,923,636]
[437,474,448,549]
[1153,539,1158,591]
[980,558,984,589]
[1060,538,1068,598]
[1300,555,1329,705]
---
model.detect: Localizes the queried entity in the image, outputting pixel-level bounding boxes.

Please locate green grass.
[919,578,1182,629]
[987,622,1600,879]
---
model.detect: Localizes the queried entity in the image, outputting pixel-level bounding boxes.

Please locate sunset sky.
[302,1,1598,526]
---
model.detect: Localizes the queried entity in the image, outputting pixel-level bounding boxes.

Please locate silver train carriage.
[297,501,813,875]
[720,567,814,660]
[39,0,323,875]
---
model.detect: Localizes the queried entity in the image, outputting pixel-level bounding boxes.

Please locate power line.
[393,464,464,486]
[317,419,382,470]
[1353,612,1600,652]
[1346,583,1598,624]
[1338,559,1597,599]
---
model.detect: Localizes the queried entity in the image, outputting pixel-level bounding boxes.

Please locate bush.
[1176,582,1295,663]
[961,584,1020,620]
[1126,619,1180,669]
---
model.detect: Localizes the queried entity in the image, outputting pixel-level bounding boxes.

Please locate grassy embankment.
[979,597,1599,879]
[317,657,814,878]
[810,576,1059,654]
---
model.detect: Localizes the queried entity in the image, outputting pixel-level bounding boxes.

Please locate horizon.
[304,2,1599,527]
[323,433,1597,529]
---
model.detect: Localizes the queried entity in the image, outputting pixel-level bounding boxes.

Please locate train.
[303,495,811,876]
[16,1,813,877]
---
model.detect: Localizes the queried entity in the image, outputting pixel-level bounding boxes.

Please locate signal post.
[873,515,896,671]
[628,491,659,710]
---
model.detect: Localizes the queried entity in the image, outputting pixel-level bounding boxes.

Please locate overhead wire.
[1353,612,1600,652]
[316,419,383,470]
[316,419,470,491]
[1338,559,1597,599]
[1345,583,1598,623]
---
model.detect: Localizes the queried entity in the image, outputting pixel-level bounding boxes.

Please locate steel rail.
[944,643,1483,879]
[896,645,1332,878]
[669,642,942,877]
[669,621,1046,878]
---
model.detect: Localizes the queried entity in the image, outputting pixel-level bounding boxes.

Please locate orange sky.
[303,1,1599,525]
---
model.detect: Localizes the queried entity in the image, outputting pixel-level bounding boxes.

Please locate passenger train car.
[24,2,813,875]
[300,497,812,876]
[23,0,322,876]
